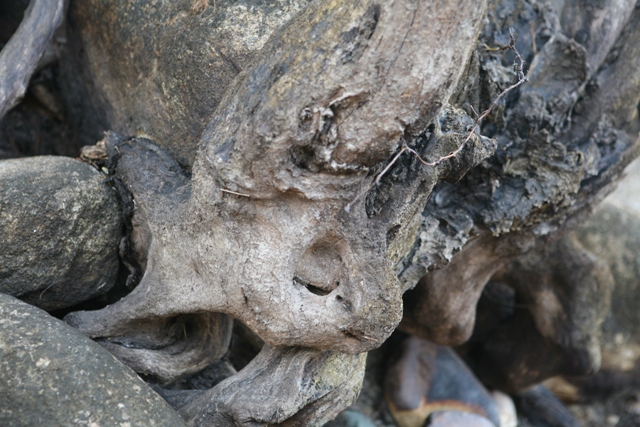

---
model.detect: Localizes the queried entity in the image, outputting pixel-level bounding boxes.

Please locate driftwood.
[178,346,366,427]
[398,0,640,350]
[61,0,491,421]
[1,0,640,424]
[472,234,614,392]
[401,233,535,345]
[64,0,489,355]
[0,0,66,119]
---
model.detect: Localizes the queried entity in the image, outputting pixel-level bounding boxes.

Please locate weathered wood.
[178,345,366,427]
[396,0,640,348]
[400,233,534,345]
[65,0,489,354]
[98,312,233,385]
[193,0,489,197]
[64,0,313,169]
[560,0,636,76]
[4,0,635,424]
[0,0,66,119]
[566,2,640,140]
[474,234,614,392]
[59,1,493,421]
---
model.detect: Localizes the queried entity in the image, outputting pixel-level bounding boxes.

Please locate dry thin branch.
[345,28,528,212]
[0,0,67,119]
[220,188,251,197]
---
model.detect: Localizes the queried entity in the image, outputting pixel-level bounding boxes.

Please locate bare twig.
[221,188,251,198]
[0,0,67,119]
[345,28,528,212]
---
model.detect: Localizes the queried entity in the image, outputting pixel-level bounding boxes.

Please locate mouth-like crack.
[340,327,377,343]
[294,276,332,296]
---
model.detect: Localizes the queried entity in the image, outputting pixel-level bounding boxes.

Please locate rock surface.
[491,391,518,427]
[327,410,378,427]
[0,293,187,427]
[514,385,581,427]
[427,411,496,427]
[0,156,122,311]
[385,336,500,427]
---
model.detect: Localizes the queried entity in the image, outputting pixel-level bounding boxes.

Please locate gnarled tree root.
[474,233,614,392]
[178,345,366,427]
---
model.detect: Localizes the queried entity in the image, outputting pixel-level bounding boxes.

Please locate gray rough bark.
[398,0,640,347]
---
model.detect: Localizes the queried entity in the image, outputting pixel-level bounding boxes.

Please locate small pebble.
[492,390,518,427]
[606,414,620,425]
[427,411,495,427]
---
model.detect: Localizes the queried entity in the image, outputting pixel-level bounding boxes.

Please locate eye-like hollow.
[293,236,348,296]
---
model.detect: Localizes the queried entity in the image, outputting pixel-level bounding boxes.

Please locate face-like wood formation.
[49,0,640,423]
[65,0,490,356]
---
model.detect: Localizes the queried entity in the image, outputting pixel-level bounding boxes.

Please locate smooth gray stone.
[514,385,580,427]
[0,293,187,427]
[0,156,122,310]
